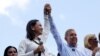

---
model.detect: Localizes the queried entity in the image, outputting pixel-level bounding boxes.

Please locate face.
[65,30,77,47]
[88,37,98,48]
[32,21,43,35]
[7,48,17,56]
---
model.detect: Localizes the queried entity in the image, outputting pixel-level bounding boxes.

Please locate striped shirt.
[48,15,85,56]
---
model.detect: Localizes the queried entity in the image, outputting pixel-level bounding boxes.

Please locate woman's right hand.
[34,45,44,54]
[92,47,100,56]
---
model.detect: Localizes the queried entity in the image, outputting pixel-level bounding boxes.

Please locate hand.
[44,3,51,15]
[92,47,100,56]
[34,45,44,54]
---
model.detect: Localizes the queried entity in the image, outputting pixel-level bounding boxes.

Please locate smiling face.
[31,21,43,35]
[7,48,17,56]
[65,29,77,47]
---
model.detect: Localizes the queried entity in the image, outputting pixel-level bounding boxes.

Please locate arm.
[44,3,63,51]
[92,47,100,56]
[39,4,51,43]
[40,14,50,43]
[48,15,63,52]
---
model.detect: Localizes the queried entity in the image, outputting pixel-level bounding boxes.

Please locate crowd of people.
[3,4,100,56]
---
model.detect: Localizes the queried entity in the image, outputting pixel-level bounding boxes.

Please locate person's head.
[4,46,17,56]
[84,34,98,50]
[26,19,43,40]
[65,29,77,47]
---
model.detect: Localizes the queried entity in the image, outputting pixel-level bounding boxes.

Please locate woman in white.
[83,34,98,56]
[18,4,54,56]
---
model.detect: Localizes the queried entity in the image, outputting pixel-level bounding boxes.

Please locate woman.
[18,4,53,56]
[4,46,17,56]
[83,34,98,56]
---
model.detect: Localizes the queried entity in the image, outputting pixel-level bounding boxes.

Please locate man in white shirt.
[48,4,85,56]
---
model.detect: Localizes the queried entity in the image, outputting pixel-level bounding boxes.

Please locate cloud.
[14,0,30,10]
[5,12,25,27]
[0,0,30,26]
[0,0,13,14]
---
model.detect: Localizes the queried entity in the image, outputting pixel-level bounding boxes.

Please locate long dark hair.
[26,19,39,40]
[4,46,17,56]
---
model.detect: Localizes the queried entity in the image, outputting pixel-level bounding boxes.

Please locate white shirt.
[18,15,54,56]
[82,48,92,56]
[95,50,100,56]
[48,15,85,56]
[18,38,54,56]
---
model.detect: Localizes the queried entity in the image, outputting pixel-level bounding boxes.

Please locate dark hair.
[4,46,17,56]
[26,19,39,40]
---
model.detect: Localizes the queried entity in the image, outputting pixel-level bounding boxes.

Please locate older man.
[47,4,85,56]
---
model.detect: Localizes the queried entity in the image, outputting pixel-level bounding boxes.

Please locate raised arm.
[45,4,63,51]
[40,4,51,43]
[48,15,63,51]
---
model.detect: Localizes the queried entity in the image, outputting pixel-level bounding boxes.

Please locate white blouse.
[82,48,92,56]
[18,15,54,56]
[95,50,100,56]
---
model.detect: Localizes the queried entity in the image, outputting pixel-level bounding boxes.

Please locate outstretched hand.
[44,3,51,15]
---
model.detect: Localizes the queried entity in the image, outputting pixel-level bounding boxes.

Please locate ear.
[31,26,35,30]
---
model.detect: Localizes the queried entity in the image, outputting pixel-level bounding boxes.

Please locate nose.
[12,53,15,56]
[12,52,17,56]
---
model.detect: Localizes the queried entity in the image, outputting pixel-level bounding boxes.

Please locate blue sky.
[0,0,100,56]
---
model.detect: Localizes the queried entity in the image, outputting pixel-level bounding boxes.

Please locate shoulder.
[76,47,85,53]
[19,38,31,45]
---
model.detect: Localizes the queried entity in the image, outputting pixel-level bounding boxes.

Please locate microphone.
[39,41,43,45]
[39,41,45,52]
[38,41,45,56]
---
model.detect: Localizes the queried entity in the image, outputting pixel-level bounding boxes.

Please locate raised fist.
[44,3,51,15]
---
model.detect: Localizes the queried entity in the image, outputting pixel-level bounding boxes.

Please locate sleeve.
[18,40,34,56]
[48,15,63,52]
[40,15,50,43]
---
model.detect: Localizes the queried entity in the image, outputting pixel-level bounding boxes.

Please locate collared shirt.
[48,15,85,56]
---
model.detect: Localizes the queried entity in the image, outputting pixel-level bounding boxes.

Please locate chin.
[72,43,77,47]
